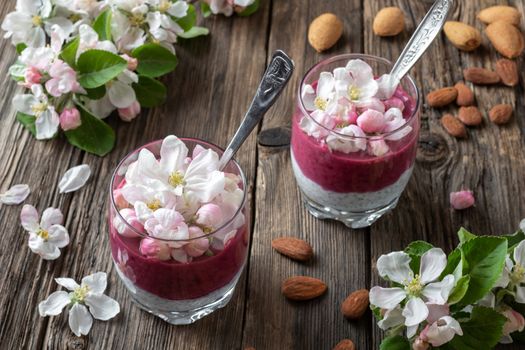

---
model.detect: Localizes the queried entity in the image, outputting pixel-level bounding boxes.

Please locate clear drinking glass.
[108,138,250,325]
[291,54,421,228]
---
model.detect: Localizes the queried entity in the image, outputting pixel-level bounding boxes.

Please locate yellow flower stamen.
[348,85,361,101]
[158,0,171,13]
[314,97,328,111]
[511,264,525,285]
[168,171,185,187]
[71,285,90,303]
[129,13,145,26]
[405,275,423,296]
[31,103,47,117]
[32,15,43,26]
[147,199,162,211]
[37,229,49,241]
[69,14,82,23]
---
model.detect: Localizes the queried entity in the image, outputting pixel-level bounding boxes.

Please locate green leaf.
[133,76,167,108]
[93,8,112,41]
[9,62,26,81]
[178,26,209,39]
[460,236,508,305]
[16,43,27,54]
[85,85,106,100]
[60,37,79,68]
[380,336,410,350]
[200,2,212,17]
[64,104,115,156]
[131,44,178,78]
[448,275,470,305]
[505,230,525,252]
[77,49,127,89]
[238,0,260,16]
[458,227,477,245]
[16,112,36,136]
[441,247,462,279]
[176,4,196,31]
[448,306,506,350]
[405,241,434,272]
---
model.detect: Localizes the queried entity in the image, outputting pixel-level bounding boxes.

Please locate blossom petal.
[108,80,136,109]
[168,1,189,17]
[12,94,39,115]
[82,272,107,294]
[403,297,429,327]
[516,286,525,304]
[0,184,30,205]
[422,275,455,305]
[68,303,93,337]
[425,316,463,347]
[58,164,91,193]
[20,204,40,232]
[377,306,405,331]
[369,286,406,309]
[317,71,335,99]
[55,277,80,291]
[85,294,120,320]
[40,207,63,229]
[35,109,60,140]
[301,84,316,111]
[171,248,190,263]
[376,251,413,284]
[426,303,450,324]
[513,240,525,268]
[420,248,447,284]
[159,135,188,174]
[376,74,400,99]
[47,225,70,248]
[38,291,70,316]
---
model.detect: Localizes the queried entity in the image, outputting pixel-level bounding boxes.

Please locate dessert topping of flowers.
[113,135,245,263]
[300,59,414,156]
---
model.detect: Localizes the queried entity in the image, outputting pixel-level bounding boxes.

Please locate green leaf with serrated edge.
[16,112,36,136]
[200,2,212,17]
[60,37,79,68]
[448,275,470,305]
[9,62,26,81]
[506,230,525,252]
[16,43,27,54]
[440,247,462,279]
[85,85,106,100]
[176,4,196,31]
[238,0,260,16]
[448,306,506,350]
[64,103,115,156]
[178,26,209,39]
[405,241,434,273]
[380,336,410,350]
[458,227,477,245]
[460,236,507,305]
[131,44,178,78]
[77,50,126,89]
[132,76,167,107]
[92,8,112,41]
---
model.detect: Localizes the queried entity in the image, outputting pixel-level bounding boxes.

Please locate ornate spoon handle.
[390,0,454,81]
[218,50,294,170]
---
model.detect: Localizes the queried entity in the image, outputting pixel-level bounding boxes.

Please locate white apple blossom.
[143,208,189,243]
[302,72,336,112]
[420,316,463,347]
[0,184,30,205]
[206,0,256,16]
[325,125,367,154]
[494,240,525,303]
[370,249,456,332]
[146,0,187,46]
[38,272,120,337]
[77,23,118,58]
[20,204,69,260]
[13,84,60,140]
[334,59,379,104]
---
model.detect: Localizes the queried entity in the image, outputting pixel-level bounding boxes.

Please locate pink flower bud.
[384,97,405,111]
[121,54,139,71]
[114,208,143,237]
[140,238,171,261]
[502,309,525,336]
[412,337,429,350]
[59,108,82,131]
[118,101,141,122]
[450,190,475,210]
[357,110,387,133]
[24,66,42,87]
[184,226,210,257]
[196,203,223,229]
[347,111,358,125]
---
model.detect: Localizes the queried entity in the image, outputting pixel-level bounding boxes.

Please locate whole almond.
[463,67,500,85]
[333,339,356,350]
[373,7,405,37]
[478,6,522,26]
[426,87,458,108]
[485,21,525,59]
[454,82,475,106]
[441,114,467,138]
[443,21,481,51]
[495,59,519,87]
[308,13,343,52]
[281,276,327,301]
[341,289,369,320]
[489,104,513,125]
[458,106,482,126]
[272,237,313,262]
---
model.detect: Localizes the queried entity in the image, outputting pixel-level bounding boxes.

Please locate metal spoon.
[218,50,295,170]
[389,0,454,82]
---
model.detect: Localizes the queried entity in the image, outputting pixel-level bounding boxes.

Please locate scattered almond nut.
[333,339,356,350]
[458,106,483,126]
[443,21,481,51]
[426,87,458,108]
[463,67,500,85]
[281,276,327,301]
[489,104,513,125]
[485,21,525,59]
[441,114,467,138]
[373,7,405,37]
[454,82,475,106]
[308,13,344,52]
[341,289,369,320]
[478,6,522,26]
[495,59,519,87]
[271,237,313,262]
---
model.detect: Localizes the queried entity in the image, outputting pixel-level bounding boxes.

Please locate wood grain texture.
[0,0,524,349]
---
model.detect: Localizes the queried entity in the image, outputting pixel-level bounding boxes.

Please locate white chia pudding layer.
[291,151,413,212]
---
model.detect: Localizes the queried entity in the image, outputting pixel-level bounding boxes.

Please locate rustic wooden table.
[1,0,524,349]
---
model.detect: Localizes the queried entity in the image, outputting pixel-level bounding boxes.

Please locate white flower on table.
[334,59,379,104]
[20,204,69,260]
[12,84,60,140]
[38,272,120,337]
[494,240,525,303]
[369,248,456,337]
[0,184,30,205]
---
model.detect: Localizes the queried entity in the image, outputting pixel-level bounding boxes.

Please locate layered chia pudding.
[291,54,420,228]
[109,136,249,324]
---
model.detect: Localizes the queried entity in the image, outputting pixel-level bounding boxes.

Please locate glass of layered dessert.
[109,135,249,324]
[291,54,420,228]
